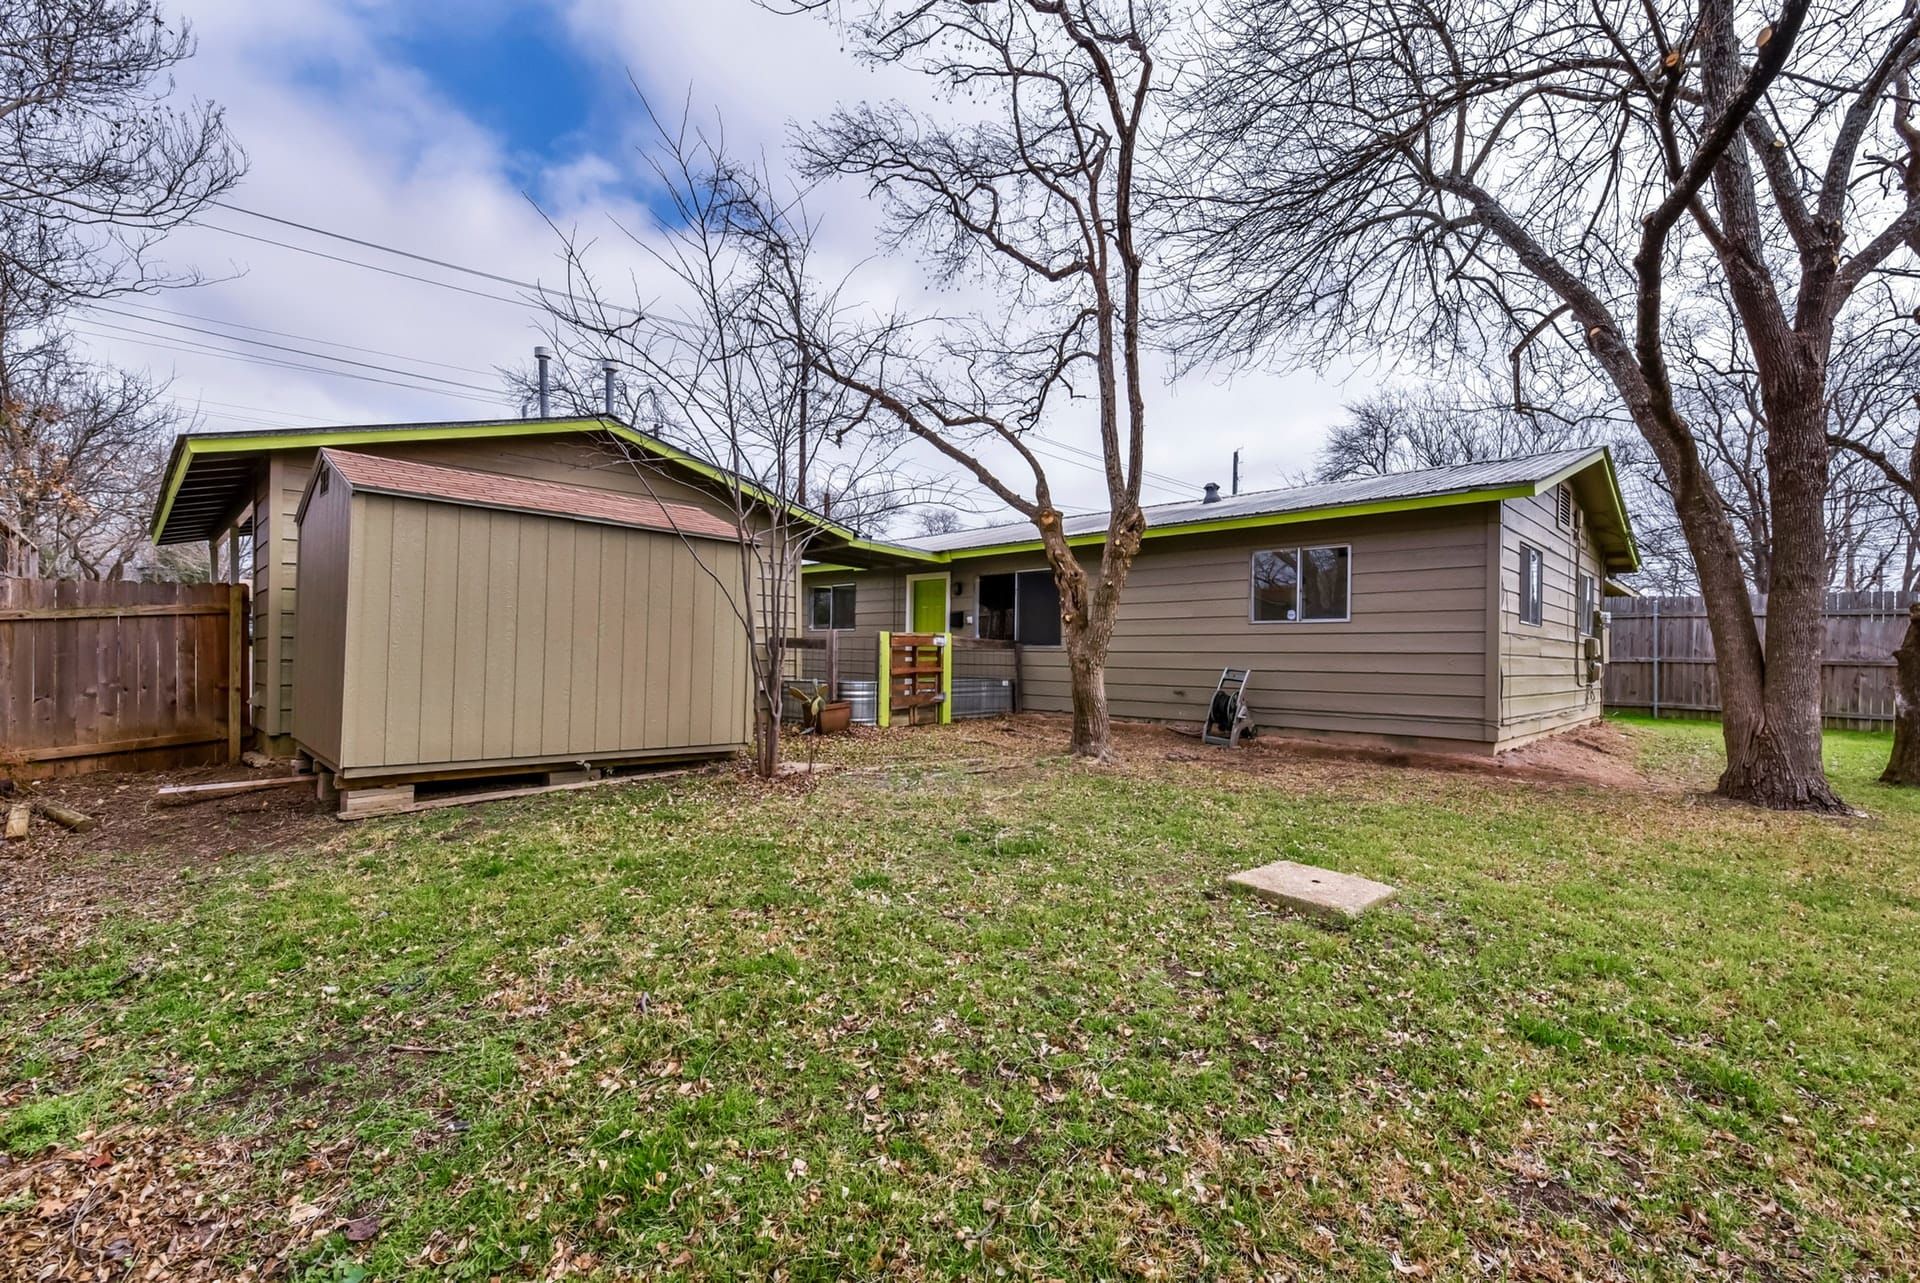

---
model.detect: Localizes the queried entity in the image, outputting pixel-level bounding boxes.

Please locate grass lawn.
[2,715,1915,1280]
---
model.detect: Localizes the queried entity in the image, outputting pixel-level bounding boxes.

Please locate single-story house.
[802,447,1639,752]
[147,415,903,789]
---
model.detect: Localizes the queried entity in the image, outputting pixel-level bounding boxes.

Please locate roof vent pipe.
[600,358,617,418]
[1202,481,1221,504]
[534,346,552,418]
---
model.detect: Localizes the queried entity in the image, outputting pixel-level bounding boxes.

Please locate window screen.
[809,584,855,631]
[1577,573,1596,635]
[1013,570,1062,646]
[1520,545,1544,625]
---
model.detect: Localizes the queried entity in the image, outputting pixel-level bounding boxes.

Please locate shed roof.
[150,416,927,565]
[306,449,743,542]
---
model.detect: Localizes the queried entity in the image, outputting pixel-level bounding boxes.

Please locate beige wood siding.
[246,432,772,748]
[287,467,352,767]
[819,506,1497,744]
[301,489,748,776]
[805,567,903,688]
[254,448,319,742]
[1496,488,1606,742]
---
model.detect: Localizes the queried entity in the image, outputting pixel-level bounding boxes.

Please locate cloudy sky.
[80,0,1367,525]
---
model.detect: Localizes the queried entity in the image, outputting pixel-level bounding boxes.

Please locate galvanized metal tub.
[840,679,879,725]
[951,676,1014,719]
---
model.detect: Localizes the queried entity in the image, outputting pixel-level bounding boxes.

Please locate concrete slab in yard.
[1226,859,1396,922]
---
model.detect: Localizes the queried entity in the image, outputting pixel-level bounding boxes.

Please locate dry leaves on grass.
[0,1120,350,1281]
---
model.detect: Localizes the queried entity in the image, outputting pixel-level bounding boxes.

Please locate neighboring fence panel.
[1604,590,1912,730]
[0,580,248,778]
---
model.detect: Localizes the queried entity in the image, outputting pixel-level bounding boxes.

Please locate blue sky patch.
[387,3,602,182]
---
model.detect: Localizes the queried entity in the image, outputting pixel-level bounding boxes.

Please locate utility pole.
[1231,449,1242,497]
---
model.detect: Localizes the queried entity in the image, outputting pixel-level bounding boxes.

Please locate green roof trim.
[149,416,944,562]
[800,446,1639,574]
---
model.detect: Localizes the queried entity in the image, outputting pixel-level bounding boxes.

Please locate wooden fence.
[1,580,249,778]
[1603,590,1912,730]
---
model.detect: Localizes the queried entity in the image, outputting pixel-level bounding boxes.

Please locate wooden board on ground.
[32,800,96,833]
[4,804,29,841]
[1225,858,1397,922]
[334,764,710,821]
[156,775,312,806]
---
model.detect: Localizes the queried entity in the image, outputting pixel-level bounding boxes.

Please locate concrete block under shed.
[1226,859,1396,922]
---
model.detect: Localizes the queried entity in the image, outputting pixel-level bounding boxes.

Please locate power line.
[81,309,502,393]
[72,324,509,407]
[213,200,565,296]
[195,222,541,310]
[79,318,505,404]
[1031,433,1205,494]
[1022,439,1191,501]
[160,395,343,425]
[97,298,502,378]
[184,204,1208,496]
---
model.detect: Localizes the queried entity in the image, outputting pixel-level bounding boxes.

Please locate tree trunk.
[754,701,781,779]
[1884,607,1920,787]
[1712,385,1845,810]
[1065,630,1112,759]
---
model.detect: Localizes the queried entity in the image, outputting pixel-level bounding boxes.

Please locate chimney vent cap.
[1202,482,1222,504]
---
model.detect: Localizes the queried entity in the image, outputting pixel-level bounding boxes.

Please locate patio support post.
[939,633,953,725]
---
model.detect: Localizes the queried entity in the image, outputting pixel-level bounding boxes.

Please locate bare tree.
[1,0,242,578]
[783,0,1164,759]
[914,506,967,536]
[1828,318,1920,782]
[1,0,244,303]
[1166,0,1920,809]
[1317,381,1600,483]
[529,103,944,778]
[0,325,180,578]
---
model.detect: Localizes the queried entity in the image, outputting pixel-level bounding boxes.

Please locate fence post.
[1650,598,1660,720]
[825,629,839,700]
[876,631,891,728]
[939,633,953,725]
[227,582,245,761]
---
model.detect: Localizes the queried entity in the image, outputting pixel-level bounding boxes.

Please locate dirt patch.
[1492,720,1652,789]
[0,763,339,975]
[947,712,1657,792]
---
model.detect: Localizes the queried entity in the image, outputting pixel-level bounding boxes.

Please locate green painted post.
[939,633,953,725]
[877,631,891,728]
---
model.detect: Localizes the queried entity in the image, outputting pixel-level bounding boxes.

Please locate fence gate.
[877,631,951,727]
[0,580,249,778]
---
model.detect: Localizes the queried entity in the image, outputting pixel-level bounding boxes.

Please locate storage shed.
[292,448,750,808]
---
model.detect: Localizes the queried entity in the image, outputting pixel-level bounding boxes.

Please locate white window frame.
[808,582,856,632]
[1248,544,1352,624]
[1577,572,1597,636]
[1519,543,1545,627]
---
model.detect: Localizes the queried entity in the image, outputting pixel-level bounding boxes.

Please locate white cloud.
[77,0,1356,522]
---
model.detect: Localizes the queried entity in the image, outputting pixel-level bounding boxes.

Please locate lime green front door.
[909,576,947,634]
